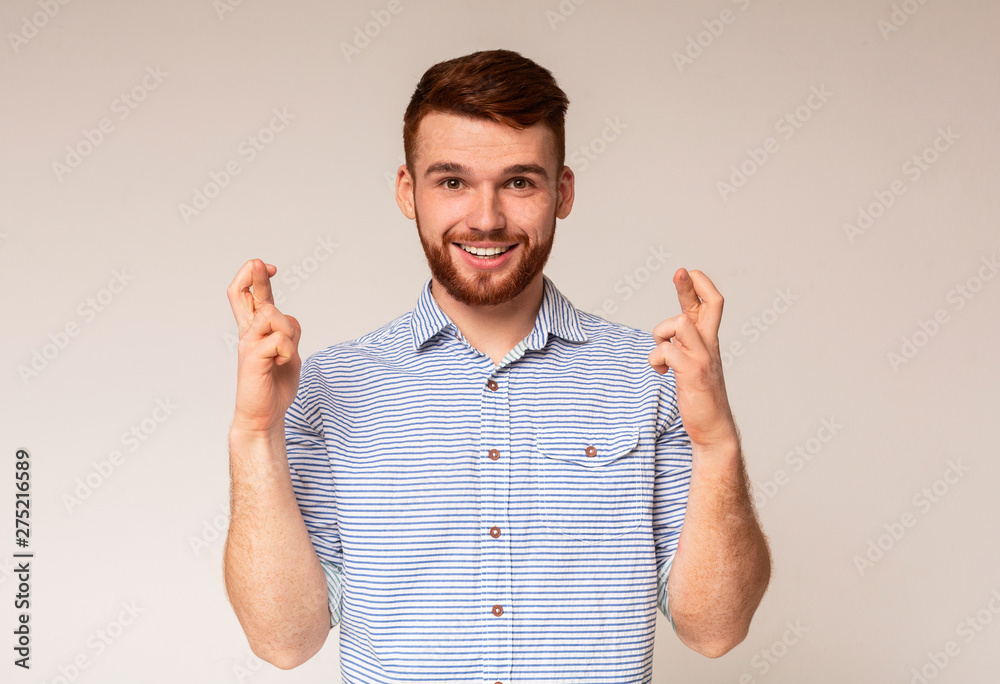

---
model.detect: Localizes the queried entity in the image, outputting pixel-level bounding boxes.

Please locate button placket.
[480,370,513,682]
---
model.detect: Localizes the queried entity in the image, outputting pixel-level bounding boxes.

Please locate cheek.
[418,189,470,220]
[504,195,555,225]
[415,193,461,232]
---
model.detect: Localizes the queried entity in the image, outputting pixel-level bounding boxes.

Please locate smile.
[457,244,513,258]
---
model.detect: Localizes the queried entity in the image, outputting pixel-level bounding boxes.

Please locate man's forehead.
[413,111,555,172]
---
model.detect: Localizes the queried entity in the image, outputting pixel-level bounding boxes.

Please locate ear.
[395,164,415,219]
[555,165,575,219]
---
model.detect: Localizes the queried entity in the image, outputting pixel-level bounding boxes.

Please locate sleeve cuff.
[656,553,677,633]
[319,558,343,628]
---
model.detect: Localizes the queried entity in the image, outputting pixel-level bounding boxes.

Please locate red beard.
[415,206,556,307]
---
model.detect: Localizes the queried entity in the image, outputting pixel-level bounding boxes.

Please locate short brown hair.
[403,49,570,177]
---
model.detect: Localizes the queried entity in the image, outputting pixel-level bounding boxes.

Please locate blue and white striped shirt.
[285,274,693,683]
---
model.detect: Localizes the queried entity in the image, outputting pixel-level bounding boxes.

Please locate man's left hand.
[647,268,737,450]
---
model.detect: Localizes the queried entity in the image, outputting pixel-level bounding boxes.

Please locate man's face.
[396,111,574,307]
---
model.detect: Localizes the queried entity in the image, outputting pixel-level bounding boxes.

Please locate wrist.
[691,438,744,480]
[229,422,286,452]
[228,425,290,486]
[691,434,741,463]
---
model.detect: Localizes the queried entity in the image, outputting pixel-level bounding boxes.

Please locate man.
[223,49,770,683]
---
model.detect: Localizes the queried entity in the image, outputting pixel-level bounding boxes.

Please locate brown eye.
[445,179,461,189]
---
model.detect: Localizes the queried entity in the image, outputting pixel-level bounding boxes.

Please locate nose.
[466,187,506,233]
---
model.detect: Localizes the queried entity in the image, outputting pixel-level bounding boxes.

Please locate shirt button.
[488,449,500,461]
[487,379,498,391]
[585,445,597,457]
[490,526,501,539]
[492,604,504,617]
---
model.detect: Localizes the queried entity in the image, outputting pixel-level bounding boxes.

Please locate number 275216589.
[15,449,30,547]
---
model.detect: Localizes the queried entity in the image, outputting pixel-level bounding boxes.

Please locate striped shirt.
[285,274,693,683]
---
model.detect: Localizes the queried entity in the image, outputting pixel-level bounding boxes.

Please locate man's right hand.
[224,259,328,669]
[227,258,302,434]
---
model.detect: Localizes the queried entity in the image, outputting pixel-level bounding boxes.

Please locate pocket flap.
[537,424,640,467]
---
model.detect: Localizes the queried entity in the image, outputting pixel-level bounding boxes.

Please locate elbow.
[257,651,303,671]
[688,630,748,658]
[264,653,308,671]
[250,639,322,670]
[246,619,329,671]
[675,615,751,659]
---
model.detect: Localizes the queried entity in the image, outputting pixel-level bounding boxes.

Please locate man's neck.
[430,274,545,366]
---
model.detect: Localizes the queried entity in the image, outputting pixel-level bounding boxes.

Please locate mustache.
[444,232,525,244]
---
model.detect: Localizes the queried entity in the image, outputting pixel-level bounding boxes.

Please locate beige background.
[3,1,999,682]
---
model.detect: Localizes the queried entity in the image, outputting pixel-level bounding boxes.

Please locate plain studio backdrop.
[2,1,998,682]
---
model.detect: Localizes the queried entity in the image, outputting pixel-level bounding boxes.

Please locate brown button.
[492,604,503,617]
[487,379,498,391]
[585,445,597,457]
[488,449,500,461]
[489,526,501,538]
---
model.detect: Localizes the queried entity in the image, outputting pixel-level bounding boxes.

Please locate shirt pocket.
[533,423,643,543]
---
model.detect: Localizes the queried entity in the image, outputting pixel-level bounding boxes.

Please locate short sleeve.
[652,370,693,631]
[285,354,343,627]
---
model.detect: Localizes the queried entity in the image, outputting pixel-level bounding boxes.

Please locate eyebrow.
[423,162,549,181]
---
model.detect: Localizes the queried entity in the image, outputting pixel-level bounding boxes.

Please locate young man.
[224,49,770,683]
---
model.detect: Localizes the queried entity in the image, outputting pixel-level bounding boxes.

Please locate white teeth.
[460,244,510,257]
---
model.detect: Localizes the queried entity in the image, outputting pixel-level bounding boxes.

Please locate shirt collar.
[410,274,588,351]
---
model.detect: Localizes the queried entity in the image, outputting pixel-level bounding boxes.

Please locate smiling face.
[396,110,574,307]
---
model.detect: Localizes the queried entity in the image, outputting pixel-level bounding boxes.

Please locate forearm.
[667,438,771,657]
[223,426,330,669]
